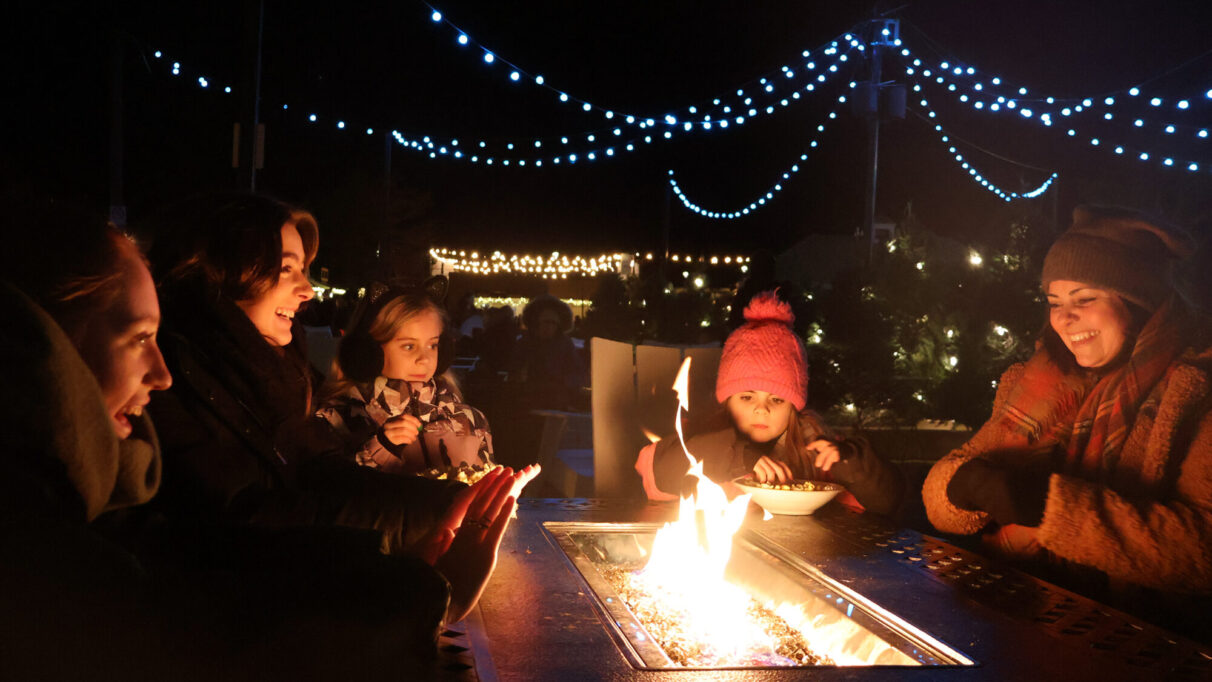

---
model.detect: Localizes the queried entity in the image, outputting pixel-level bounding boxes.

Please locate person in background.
[641,291,905,517]
[922,206,1212,640]
[514,294,588,410]
[314,279,496,476]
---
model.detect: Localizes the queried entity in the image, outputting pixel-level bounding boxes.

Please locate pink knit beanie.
[715,291,809,410]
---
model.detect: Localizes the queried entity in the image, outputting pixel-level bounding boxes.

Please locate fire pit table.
[453,498,1211,681]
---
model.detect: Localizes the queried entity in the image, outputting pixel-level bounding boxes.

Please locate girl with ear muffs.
[314,278,496,476]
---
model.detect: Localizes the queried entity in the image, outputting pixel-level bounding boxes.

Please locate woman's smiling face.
[235,222,314,347]
[1047,280,1133,369]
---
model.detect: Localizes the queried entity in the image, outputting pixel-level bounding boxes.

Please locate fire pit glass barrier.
[545,521,976,670]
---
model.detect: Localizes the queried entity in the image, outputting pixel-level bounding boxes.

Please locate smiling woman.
[923,205,1212,641]
[144,193,468,553]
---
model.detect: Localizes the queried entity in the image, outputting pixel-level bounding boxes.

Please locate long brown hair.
[150,193,318,303]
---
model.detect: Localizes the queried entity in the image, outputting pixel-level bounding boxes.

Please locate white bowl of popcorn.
[733,477,844,516]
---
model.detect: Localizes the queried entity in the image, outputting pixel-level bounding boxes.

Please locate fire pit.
[545,521,973,670]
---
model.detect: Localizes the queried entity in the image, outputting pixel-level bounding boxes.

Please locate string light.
[421,3,863,150]
[898,42,1211,175]
[907,83,1057,201]
[668,95,848,218]
[146,20,864,168]
[388,28,860,163]
[429,248,631,277]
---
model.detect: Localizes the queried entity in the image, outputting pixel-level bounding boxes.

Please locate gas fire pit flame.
[621,358,905,667]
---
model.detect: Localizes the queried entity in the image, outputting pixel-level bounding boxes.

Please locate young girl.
[315,279,495,476]
[643,290,904,517]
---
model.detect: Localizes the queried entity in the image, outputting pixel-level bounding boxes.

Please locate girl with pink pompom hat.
[638,291,905,517]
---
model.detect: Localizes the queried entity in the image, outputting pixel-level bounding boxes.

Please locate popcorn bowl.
[733,477,844,516]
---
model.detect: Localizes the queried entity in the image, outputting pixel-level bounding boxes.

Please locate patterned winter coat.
[315,375,493,474]
[923,344,1212,594]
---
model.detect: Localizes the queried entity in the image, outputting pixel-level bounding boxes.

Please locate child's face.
[727,390,794,444]
[380,309,443,382]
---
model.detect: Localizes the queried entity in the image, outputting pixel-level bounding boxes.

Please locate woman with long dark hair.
[146,193,534,588]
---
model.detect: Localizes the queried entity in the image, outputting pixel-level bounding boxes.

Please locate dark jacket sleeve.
[825,435,906,517]
[149,356,463,555]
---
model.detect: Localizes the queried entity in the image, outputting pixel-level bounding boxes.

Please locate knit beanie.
[1041,205,1192,311]
[716,291,809,410]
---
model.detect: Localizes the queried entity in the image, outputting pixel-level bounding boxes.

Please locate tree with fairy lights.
[806,209,1048,428]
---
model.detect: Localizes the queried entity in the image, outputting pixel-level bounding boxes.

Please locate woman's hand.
[752,455,794,484]
[381,414,423,446]
[806,439,845,472]
[419,464,542,623]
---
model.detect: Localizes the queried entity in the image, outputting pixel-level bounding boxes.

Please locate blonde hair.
[318,289,452,404]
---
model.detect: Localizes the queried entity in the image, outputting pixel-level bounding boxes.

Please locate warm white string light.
[668,94,849,218]
[429,248,630,278]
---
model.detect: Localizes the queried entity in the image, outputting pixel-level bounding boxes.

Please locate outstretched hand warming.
[419,464,541,623]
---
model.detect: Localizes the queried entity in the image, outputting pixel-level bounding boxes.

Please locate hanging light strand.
[144,36,859,167]
[895,27,1212,111]
[668,94,850,219]
[425,3,866,140]
[905,86,1057,201]
[895,42,1209,174]
[896,48,1207,175]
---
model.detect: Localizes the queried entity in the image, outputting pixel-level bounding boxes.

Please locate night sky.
[6,1,1212,281]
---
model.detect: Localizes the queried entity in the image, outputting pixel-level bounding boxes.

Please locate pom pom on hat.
[716,291,809,410]
[1041,205,1192,311]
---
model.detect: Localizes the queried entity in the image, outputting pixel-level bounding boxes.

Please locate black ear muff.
[337,331,384,383]
[423,275,449,303]
[337,283,390,383]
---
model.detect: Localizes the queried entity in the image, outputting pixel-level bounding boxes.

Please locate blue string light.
[896,41,1210,175]
[907,83,1057,201]
[147,32,860,166]
[668,95,848,219]
[422,3,864,146]
[384,48,859,166]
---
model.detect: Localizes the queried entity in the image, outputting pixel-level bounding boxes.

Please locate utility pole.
[234,0,265,191]
[856,16,905,264]
[862,36,882,263]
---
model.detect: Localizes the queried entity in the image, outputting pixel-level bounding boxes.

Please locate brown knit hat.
[1041,205,1193,311]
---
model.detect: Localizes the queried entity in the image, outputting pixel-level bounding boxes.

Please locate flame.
[633,357,769,662]
[630,357,904,667]
[641,428,661,444]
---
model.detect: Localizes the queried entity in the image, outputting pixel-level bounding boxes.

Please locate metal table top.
[465,498,1212,681]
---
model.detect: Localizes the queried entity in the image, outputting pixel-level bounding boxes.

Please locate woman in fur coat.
[922,206,1212,638]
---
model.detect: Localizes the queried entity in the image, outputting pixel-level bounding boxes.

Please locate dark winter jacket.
[650,411,905,517]
[148,279,461,554]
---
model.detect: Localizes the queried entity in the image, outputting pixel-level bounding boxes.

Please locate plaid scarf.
[1064,299,1184,476]
[997,298,1185,477]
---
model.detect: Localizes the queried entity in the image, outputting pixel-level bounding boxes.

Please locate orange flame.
[633,357,907,666]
